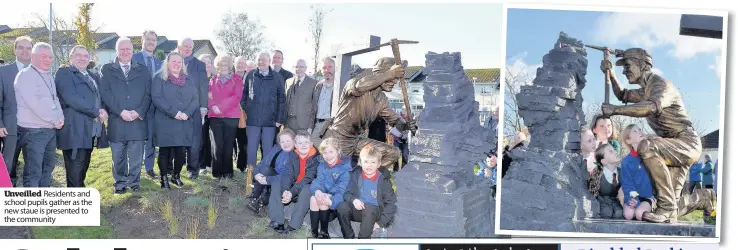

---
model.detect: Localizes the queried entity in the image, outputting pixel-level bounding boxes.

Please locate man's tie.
[146,57,155,77]
[123,64,130,77]
[296,79,301,86]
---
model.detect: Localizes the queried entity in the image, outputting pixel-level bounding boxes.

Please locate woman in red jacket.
[208,55,243,180]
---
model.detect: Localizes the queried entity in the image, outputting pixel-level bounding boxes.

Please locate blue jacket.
[240,67,286,127]
[620,150,654,206]
[132,52,163,77]
[701,161,714,185]
[689,162,703,182]
[310,156,352,209]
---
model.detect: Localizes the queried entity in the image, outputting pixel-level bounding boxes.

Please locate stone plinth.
[390,52,496,238]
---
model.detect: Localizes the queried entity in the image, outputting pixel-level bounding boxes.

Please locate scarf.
[218,74,233,84]
[168,73,187,87]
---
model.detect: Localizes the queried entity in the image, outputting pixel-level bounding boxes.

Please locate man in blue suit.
[132,30,163,179]
[0,36,33,187]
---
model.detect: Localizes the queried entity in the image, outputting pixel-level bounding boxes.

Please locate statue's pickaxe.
[585,44,624,104]
[389,38,418,136]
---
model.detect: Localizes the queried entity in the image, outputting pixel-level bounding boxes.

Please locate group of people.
[0,29,410,238]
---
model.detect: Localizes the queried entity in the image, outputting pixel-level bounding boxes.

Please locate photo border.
[494,3,729,243]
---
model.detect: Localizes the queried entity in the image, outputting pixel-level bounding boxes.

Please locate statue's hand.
[390,64,405,79]
[405,119,418,132]
[601,103,615,117]
[600,59,613,74]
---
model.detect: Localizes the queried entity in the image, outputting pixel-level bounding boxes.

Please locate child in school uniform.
[247,129,298,215]
[309,137,352,239]
[589,143,624,219]
[591,115,622,155]
[337,145,398,239]
[619,124,656,221]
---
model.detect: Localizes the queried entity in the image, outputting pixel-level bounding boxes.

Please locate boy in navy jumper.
[338,145,397,239]
[309,137,352,238]
[620,124,656,221]
[247,129,298,216]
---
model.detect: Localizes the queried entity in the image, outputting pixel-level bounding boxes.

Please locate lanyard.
[31,66,57,103]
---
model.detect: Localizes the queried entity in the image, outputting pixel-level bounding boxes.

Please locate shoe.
[114,188,126,195]
[643,208,678,223]
[199,169,207,175]
[246,197,263,214]
[130,186,140,193]
[161,175,171,189]
[318,231,331,239]
[269,221,285,232]
[146,170,158,179]
[206,167,212,173]
[189,172,199,180]
[171,174,184,187]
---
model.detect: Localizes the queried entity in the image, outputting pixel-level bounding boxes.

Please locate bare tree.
[307,4,331,74]
[28,12,77,70]
[215,12,269,61]
[503,63,535,141]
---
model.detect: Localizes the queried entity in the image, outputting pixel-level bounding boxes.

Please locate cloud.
[505,52,541,93]
[708,55,722,79]
[594,12,723,60]
[651,67,664,76]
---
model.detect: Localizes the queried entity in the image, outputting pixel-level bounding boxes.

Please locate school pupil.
[337,145,398,239]
[591,115,622,155]
[588,143,624,219]
[246,129,298,214]
[619,124,656,221]
[273,131,320,234]
[309,137,352,239]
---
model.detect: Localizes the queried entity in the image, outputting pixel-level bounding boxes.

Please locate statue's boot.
[678,188,716,218]
[641,156,678,223]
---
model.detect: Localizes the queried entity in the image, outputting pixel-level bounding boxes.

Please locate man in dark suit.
[99,37,152,195]
[285,59,318,133]
[132,30,163,179]
[178,38,208,179]
[0,36,33,187]
[55,45,109,187]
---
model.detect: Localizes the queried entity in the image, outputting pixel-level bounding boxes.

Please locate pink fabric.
[0,153,12,188]
[208,73,244,119]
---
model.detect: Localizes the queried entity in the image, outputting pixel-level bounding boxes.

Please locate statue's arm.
[608,70,644,103]
[346,72,393,96]
[611,80,669,117]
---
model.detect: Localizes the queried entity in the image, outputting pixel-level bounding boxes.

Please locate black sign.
[419,244,560,250]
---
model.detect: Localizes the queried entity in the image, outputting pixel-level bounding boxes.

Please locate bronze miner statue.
[600,48,702,223]
[318,57,418,171]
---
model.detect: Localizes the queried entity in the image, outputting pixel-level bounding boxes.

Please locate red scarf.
[295,147,317,183]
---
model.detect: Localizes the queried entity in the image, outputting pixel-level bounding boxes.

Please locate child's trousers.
[336,201,380,239]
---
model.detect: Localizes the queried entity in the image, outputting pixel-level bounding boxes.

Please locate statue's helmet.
[372,57,397,73]
[616,48,653,67]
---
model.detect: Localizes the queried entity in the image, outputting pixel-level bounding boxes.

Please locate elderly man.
[177,38,208,179]
[0,36,32,186]
[132,30,163,179]
[14,42,64,187]
[240,52,286,167]
[311,57,335,148]
[55,45,109,187]
[99,37,152,194]
[285,59,318,133]
[601,48,701,223]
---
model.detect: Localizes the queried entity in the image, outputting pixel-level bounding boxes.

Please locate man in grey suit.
[0,36,33,186]
[285,59,318,134]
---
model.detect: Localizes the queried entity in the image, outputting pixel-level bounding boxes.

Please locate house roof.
[701,129,719,149]
[0,25,10,34]
[0,27,47,39]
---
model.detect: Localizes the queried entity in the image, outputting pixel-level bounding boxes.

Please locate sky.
[0,2,503,74]
[504,8,725,137]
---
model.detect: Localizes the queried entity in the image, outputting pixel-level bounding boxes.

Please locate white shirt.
[295,75,306,86]
[16,60,28,72]
[602,165,618,184]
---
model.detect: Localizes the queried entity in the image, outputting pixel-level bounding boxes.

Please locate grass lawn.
[16,148,310,239]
